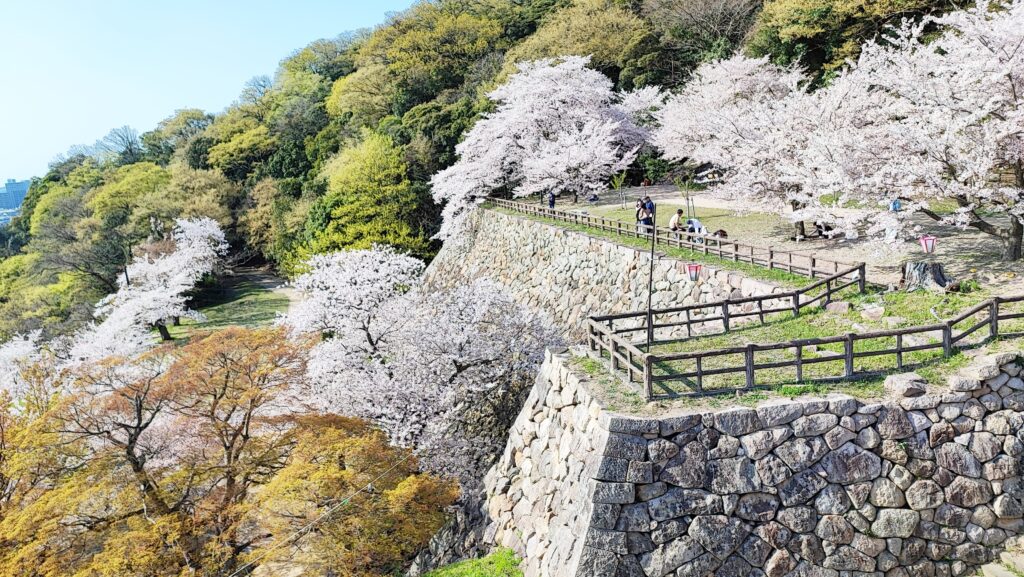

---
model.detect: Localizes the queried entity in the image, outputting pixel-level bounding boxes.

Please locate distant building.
[0,179,30,210]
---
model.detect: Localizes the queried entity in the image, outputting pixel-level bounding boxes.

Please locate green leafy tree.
[505,0,648,83]
[301,131,436,263]
[141,108,214,165]
[746,0,959,73]
[207,125,277,182]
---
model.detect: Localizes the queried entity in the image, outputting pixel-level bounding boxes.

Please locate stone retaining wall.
[483,348,609,577]
[485,349,1024,577]
[425,210,789,338]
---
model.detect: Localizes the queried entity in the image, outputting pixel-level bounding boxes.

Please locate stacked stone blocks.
[486,351,1024,577]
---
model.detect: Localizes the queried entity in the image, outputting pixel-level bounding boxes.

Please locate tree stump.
[900,262,953,292]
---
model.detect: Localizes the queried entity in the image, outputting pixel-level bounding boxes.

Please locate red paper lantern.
[686,263,703,282]
[919,235,937,254]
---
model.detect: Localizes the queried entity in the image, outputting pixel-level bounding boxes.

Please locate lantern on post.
[686,263,703,282]
[919,235,937,254]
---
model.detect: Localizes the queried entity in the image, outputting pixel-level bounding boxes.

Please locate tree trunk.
[1005,219,1023,261]
[790,200,807,239]
[156,322,172,341]
[901,262,952,292]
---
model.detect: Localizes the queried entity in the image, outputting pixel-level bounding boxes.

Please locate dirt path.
[582,186,1024,294]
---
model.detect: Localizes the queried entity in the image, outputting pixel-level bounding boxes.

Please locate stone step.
[983,563,1018,577]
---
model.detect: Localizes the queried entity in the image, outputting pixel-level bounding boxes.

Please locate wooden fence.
[588,295,1024,400]
[590,264,866,343]
[489,198,855,278]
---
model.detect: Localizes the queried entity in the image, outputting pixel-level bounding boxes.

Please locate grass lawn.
[164,272,290,339]
[424,549,523,577]
[590,287,1024,403]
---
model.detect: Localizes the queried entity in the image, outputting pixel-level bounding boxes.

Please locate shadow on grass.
[165,270,290,339]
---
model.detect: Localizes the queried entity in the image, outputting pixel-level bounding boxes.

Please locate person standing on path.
[547,191,555,209]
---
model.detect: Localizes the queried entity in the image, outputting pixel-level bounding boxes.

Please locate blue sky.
[0,0,414,181]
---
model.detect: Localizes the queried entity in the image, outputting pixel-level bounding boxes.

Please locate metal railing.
[489,197,855,278]
[588,295,1024,399]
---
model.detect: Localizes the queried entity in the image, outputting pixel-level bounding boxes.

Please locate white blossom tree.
[654,2,1024,258]
[813,0,1024,259]
[284,248,561,487]
[65,217,228,363]
[431,56,661,238]
[0,332,42,400]
[283,245,424,342]
[652,55,815,233]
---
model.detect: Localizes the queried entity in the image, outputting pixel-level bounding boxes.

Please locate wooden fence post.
[942,322,953,357]
[695,356,704,393]
[810,257,817,278]
[644,356,654,400]
[844,333,855,377]
[792,293,801,317]
[745,344,756,389]
[825,279,833,305]
[795,344,804,382]
[896,333,904,370]
[991,298,1000,339]
[858,263,867,293]
[722,300,731,333]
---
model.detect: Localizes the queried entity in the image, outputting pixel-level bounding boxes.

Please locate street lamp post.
[646,205,657,349]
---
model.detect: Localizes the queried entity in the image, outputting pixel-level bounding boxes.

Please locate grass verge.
[424,549,523,577]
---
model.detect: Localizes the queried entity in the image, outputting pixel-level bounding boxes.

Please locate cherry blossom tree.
[818,0,1024,259]
[654,2,1024,258]
[0,332,42,400]
[65,217,228,363]
[652,55,814,233]
[283,244,424,341]
[431,56,661,238]
[285,248,561,487]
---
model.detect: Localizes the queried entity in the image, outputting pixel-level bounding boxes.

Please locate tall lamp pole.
[647,204,657,349]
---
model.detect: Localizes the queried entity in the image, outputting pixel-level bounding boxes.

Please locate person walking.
[547,191,555,210]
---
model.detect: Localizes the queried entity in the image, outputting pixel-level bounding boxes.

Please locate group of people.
[634,196,655,232]
[547,191,727,243]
